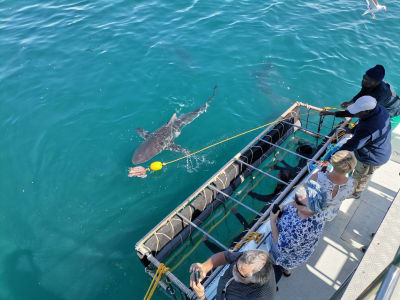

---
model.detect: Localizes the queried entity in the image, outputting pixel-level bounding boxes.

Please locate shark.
[132,85,218,164]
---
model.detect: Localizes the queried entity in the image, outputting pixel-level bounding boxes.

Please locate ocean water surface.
[1,0,400,299]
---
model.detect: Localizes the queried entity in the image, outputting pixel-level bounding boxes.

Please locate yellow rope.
[234,232,263,248]
[163,121,284,166]
[323,106,344,111]
[148,105,343,170]
[143,263,170,300]
[333,122,354,128]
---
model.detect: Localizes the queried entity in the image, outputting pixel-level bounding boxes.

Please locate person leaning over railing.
[310,150,357,221]
[341,65,400,118]
[189,249,277,300]
[321,96,392,199]
[267,181,327,277]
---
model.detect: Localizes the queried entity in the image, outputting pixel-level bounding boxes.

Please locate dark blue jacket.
[341,104,392,166]
[348,81,400,117]
[369,81,400,117]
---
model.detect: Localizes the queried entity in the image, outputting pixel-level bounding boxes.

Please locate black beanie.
[366,65,385,82]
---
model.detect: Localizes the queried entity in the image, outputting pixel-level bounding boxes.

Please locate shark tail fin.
[206,85,218,105]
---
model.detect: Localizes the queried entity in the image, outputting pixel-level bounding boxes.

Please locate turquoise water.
[1,1,400,299]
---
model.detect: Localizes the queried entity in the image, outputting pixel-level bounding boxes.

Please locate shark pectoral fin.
[136,127,151,140]
[166,142,190,154]
[167,113,177,125]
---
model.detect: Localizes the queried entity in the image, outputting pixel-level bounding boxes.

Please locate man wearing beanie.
[338,65,400,117]
[322,96,392,198]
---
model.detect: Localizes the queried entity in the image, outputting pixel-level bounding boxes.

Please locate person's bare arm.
[189,252,228,300]
[270,210,280,244]
[190,252,227,279]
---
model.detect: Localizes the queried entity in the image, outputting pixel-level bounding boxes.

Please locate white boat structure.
[136,102,400,299]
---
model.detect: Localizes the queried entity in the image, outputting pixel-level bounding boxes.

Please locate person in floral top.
[267,180,327,276]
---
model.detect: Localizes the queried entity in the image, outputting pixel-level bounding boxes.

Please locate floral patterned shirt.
[269,204,325,270]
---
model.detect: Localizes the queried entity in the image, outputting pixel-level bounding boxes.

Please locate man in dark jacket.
[321,96,392,198]
[341,65,400,117]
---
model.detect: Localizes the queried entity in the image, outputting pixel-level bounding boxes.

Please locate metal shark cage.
[136,102,350,300]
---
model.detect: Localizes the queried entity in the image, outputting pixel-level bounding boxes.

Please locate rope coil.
[234,232,263,249]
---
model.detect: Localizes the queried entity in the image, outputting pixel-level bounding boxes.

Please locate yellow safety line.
[157,106,344,168]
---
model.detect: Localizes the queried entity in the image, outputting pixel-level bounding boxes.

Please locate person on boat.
[310,150,357,221]
[267,181,327,277]
[337,65,399,117]
[321,96,391,198]
[189,249,277,300]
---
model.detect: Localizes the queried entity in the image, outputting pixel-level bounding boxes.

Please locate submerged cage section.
[136,104,300,264]
[135,102,351,299]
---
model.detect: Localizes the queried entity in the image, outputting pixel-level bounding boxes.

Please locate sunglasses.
[294,195,306,207]
[235,262,248,278]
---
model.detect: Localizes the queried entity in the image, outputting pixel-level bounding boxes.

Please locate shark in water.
[132,85,218,164]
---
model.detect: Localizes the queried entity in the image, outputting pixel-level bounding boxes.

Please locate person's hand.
[128,166,147,178]
[190,277,205,299]
[320,110,334,116]
[340,100,353,108]
[189,263,207,282]
[190,263,206,298]
[270,209,280,222]
[317,161,330,167]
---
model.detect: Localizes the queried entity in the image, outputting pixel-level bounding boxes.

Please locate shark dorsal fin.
[167,113,177,125]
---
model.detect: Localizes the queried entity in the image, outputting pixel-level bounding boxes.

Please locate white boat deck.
[277,125,400,300]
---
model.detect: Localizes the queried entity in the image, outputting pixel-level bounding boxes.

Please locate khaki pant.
[352,160,382,194]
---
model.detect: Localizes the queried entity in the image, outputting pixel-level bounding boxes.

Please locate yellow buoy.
[150,161,163,171]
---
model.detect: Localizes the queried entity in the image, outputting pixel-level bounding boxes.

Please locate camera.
[192,270,201,284]
[272,204,283,218]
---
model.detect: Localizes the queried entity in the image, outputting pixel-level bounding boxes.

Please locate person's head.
[362,65,385,89]
[330,150,357,174]
[347,95,377,118]
[294,180,326,214]
[232,250,273,285]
